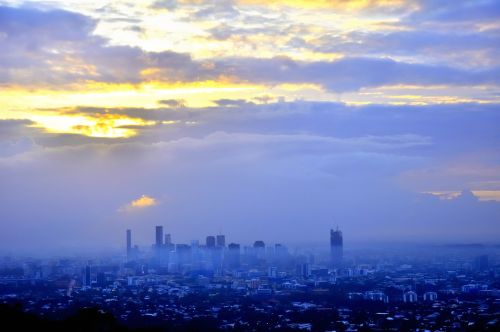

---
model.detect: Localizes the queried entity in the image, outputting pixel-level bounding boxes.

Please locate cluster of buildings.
[1,227,499,331]
[122,226,344,276]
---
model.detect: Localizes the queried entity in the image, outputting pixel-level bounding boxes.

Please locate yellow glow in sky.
[3,79,496,139]
[0,81,263,110]
[119,195,158,212]
[0,81,265,137]
[131,195,157,208]
[31,113,155,138]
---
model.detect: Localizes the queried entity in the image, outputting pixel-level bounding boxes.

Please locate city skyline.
[125,226,344,252]
[1,1,500,254]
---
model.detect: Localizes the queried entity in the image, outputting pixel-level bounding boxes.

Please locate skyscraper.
[155,226,164,247]
[126,229,132,259]
[227,243,240,268]
[330,227,343,268]
[206,235,216,247]
[216,234,225,247]
[253,240,266,262]
[165,233,172,245]
[176,244,192,267]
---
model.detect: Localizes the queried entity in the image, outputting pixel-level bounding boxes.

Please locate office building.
[206,235,216,248]
[155,226,164,247]
[330,226,343,268]
[253,240,266,261]
[216,234,225,247]
[165,233,172,245]
[227,243,241,268]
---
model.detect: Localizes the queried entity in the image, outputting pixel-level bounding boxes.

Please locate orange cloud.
[120,195,158,212]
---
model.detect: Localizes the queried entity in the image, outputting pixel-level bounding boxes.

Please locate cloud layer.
[1,100,500,252]
[1,3,500,92]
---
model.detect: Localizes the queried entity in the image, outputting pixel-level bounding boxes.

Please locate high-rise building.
[126,229,132,258]
[175,244,192,267]
[253,240,266,261]
[330,226,343,268]
[274,243,289,267]
[206,235,216,248]
[227,243,241,268]
[155,226,164,247]
[165,233,172,245]
[216,234,226,247]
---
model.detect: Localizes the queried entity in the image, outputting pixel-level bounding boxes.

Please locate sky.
[0,0,500,254]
